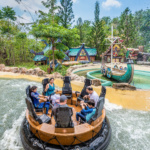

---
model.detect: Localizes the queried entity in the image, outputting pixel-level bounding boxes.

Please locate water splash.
[105,98,122,111]
[0,111,25,150]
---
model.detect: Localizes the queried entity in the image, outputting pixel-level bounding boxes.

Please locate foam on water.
[105,98,122,111]
[0,79,150,150]
[0,111,25,150]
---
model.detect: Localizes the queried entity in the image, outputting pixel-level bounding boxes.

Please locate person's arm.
[45,84,49,92]
[82,107,93,114]
[83,95,90,99]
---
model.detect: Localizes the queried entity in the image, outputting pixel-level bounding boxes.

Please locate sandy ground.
[73,63,150,73]
[0,71,44,82]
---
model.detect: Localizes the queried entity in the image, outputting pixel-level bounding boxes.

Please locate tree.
[118,7,136,47]
[2,6,16,21]
[41,0,58,23]
[140,9,150,51]
[76,17,83,43]
[0,10,3,19]
[92,1,106,57]
[58,0,74,28]
[31,23,79,71]
[102,16,111,25]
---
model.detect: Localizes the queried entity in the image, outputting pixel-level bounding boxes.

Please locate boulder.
[19,67,27,74]
[53,72,63,78]
[0,64,5,71]
[34,67,41,75]
[137,61,150,65]
[92,79,101,86]
[37,70,44,76]
[113,83,136,90]
[3,67,12,72]
[26,69,34,75]
[12,67,19,73]
[80,76,86,82]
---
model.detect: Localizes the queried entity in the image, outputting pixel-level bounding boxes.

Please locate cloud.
[102,0,121,9]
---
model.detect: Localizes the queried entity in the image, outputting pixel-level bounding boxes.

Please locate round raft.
[20,78,111,150]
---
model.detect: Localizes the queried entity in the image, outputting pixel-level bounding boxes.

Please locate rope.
[67,136,76,150]
[74,136,89,147]
[36,130,46,150]
[55,136,66,150]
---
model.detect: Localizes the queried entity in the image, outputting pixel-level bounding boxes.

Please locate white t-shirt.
[89,91,99,107]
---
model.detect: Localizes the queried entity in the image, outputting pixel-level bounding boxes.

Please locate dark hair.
[87,99,95,107]
[86,86,93,91]
[30,86,37,91]
[50,78,54,82]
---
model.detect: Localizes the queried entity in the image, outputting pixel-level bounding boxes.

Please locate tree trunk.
[52,39,55,71]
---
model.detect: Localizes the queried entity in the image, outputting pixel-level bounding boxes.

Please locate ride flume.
[20,77,111,150]
[101,60,134,84]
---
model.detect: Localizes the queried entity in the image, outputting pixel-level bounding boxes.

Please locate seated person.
[76,99,96,124]
[30,86,50,115]
[45,78,60,105]
[52,95,69,119]
[82,86,99,107]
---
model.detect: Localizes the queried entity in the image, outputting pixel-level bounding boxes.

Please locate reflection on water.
[0,79,150,150]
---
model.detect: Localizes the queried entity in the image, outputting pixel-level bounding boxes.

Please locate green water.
[0,79,150,150]
[76,69,150,89]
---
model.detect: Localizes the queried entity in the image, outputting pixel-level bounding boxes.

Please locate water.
[0,79,43,150]
[0,79,150,150]
[75,69,150,89]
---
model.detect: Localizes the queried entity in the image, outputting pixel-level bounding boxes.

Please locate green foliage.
[55,65,69,76]
[148,57,150,62]
[42,0,58,15]
[58,0,74,28]
[118,7,136,47]
[91,1,106,56]
[94,1,100,23]
[76,17,83,43]
[119,48,127,56]
[2,6,16,21]
[44,50,65,60]
[102,16,111,25]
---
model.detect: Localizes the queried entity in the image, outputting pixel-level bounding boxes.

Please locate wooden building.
[103,38,141,63]
[104,39,125,63]
[68,44,97,62]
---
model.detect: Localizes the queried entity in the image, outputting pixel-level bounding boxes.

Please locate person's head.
[87,99,95,108]
[49,78,54,84]
[60,95,67,104]
[86,86,93,94]
[30,86,37,93]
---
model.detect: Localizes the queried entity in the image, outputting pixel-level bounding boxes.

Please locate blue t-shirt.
[82,106,96,122]
[31,92,40,107]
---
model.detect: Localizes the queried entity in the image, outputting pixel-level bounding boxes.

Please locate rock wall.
[66,64,101,86]
[0,63,101,86]
[137,61,150,65]
[0,64,63,79]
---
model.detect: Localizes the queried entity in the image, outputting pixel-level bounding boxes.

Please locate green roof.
[69,48,97,56]
[33,55,47,61]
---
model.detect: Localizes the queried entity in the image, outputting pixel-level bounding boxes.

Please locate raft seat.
[26,97,51,125]
[62,76,72,104]
[55,106,74,133]
[26,85,43,112]
[76,79,92,106]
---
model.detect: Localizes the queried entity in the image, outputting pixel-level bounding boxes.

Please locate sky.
[0,0,150,24]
